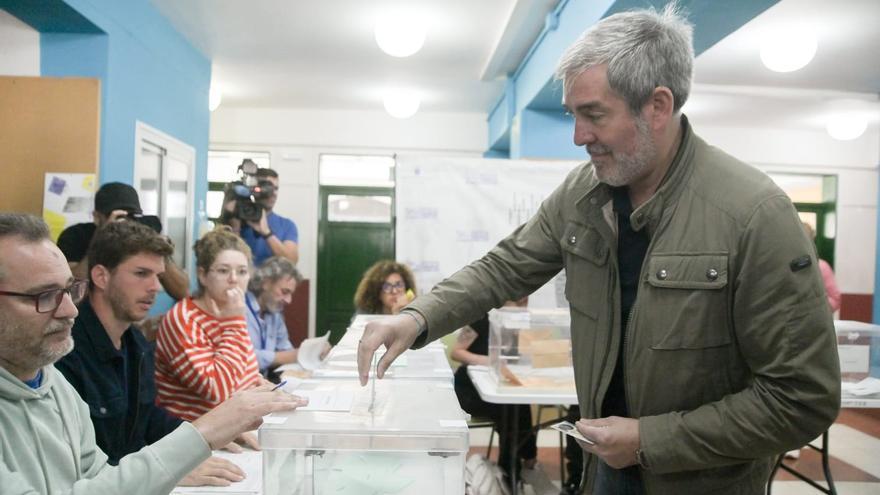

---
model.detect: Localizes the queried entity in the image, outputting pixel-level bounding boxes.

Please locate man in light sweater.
[0,213,306,494]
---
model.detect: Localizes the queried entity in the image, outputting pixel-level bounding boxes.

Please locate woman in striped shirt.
[155,228,263,423]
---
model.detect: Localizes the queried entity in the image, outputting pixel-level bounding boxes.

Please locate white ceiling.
[151,0,533,112]
[688,0,880,131]
[151,0,880,130]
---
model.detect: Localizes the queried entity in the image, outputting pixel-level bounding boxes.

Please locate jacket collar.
[577,114,696,234]
[77,298,145,362]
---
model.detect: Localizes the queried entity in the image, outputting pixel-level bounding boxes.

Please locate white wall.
[692,119,880,295]
[0,9,39,76]
[210,107,488,336]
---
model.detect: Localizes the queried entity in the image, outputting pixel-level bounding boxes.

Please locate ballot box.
[835,320,880,404]
[260,379,468,495]
[314,344,453,383]
[488,307,575,394]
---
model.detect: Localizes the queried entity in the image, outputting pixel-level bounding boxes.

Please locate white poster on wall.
[42,173,97,242]
[395,155,580,308]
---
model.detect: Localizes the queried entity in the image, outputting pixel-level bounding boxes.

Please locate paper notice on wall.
[395,156,579,309]
[838,344,870,373]
[42,173,96,242]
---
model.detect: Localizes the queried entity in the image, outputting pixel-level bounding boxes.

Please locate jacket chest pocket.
[643,253,731,349]
[86,394,127,419]
[561,222,609,321]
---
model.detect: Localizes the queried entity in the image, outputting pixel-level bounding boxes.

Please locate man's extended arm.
[158,257,190,301]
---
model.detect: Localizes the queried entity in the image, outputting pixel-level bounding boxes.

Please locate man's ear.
[90,264,111,291]
[645,86,675,130]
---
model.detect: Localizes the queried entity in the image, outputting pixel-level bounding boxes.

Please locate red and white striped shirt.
[154,297,261,421]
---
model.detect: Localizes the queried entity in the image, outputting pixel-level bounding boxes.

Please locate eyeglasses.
[0,279,89,313]
[381,281,406,294]
[209,266,250,279]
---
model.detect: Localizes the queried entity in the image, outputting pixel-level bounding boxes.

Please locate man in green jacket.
[358,6,841,495]
[0,213,306,495]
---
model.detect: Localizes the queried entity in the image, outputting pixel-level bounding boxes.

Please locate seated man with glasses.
[0,213,305,494]
[353,260,417,316]
[55,220,248,486]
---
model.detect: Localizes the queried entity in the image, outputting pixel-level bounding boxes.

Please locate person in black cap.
[56,182,189,301]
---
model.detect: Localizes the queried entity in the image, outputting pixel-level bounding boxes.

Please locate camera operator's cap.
[94,182,142,215]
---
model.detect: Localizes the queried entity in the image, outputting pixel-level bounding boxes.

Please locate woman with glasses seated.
[155,228,263,428]
[353,260,417,315]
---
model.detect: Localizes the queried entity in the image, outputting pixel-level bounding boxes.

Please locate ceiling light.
[826,113,868,141]
[760,26,818,73]
[383,89,420,119]
[374,13,426,57]
[209,84,223,112]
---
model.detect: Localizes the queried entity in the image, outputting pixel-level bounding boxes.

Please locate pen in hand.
[271,380,288,392]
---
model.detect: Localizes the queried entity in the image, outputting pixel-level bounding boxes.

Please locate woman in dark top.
[451,299,537,484]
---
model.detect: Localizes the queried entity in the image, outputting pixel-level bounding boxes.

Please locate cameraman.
[223,167,299,266]
[56,182,189,301]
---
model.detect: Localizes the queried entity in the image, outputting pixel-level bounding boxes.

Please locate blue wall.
[488,0,781,159]
[4,0,211,310]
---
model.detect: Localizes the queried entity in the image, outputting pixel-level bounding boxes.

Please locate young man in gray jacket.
[357,6,840,495]
[0,213,306,495]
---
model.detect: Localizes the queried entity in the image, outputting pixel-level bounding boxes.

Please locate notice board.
[0,76,100,215]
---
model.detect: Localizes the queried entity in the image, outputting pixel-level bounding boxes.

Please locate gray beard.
[595,117,656,187]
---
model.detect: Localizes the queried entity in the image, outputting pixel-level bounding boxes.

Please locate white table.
[467,366,577,493]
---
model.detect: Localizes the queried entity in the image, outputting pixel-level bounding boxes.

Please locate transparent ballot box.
[316,344,453,382]
[342,314,445,351]
[488,307,575,394]
[260,379,468,495]
[835,320,880,404]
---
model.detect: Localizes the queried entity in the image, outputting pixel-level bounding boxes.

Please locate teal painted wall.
[5,0,211,311]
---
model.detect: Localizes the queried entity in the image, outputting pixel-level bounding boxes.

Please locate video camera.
[223,159,275,224]
[123,212,162,233]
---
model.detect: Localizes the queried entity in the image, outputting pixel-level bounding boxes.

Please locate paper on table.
[274,362,304,373]
[842,377,880,396]
[297,333,330,370]
[173,450,261,494]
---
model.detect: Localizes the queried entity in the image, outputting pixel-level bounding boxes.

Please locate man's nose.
[54,290,79,319]
[573,119,596,147]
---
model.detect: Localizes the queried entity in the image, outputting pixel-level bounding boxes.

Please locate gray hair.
[249,256,302,295]
[554,3,694,115]
[0,213,51,281]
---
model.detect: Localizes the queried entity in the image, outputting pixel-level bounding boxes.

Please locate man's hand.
[574,416,640,469]
[246,209,271,237]
[191,384,307,450]
[107,209,130,222]
[357,314,421,385]
[178,456,245,487]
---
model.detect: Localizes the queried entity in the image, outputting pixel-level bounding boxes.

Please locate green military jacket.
[408,118,841,494]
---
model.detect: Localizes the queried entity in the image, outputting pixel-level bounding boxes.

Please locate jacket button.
[657,269,668,280]
[706,268,719,281]
[99,407,107,414]
[589,197,598,205]
[568,235,577,245]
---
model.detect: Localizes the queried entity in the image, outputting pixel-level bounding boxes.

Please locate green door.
[795,202,836,268]
[317,186,395,343]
